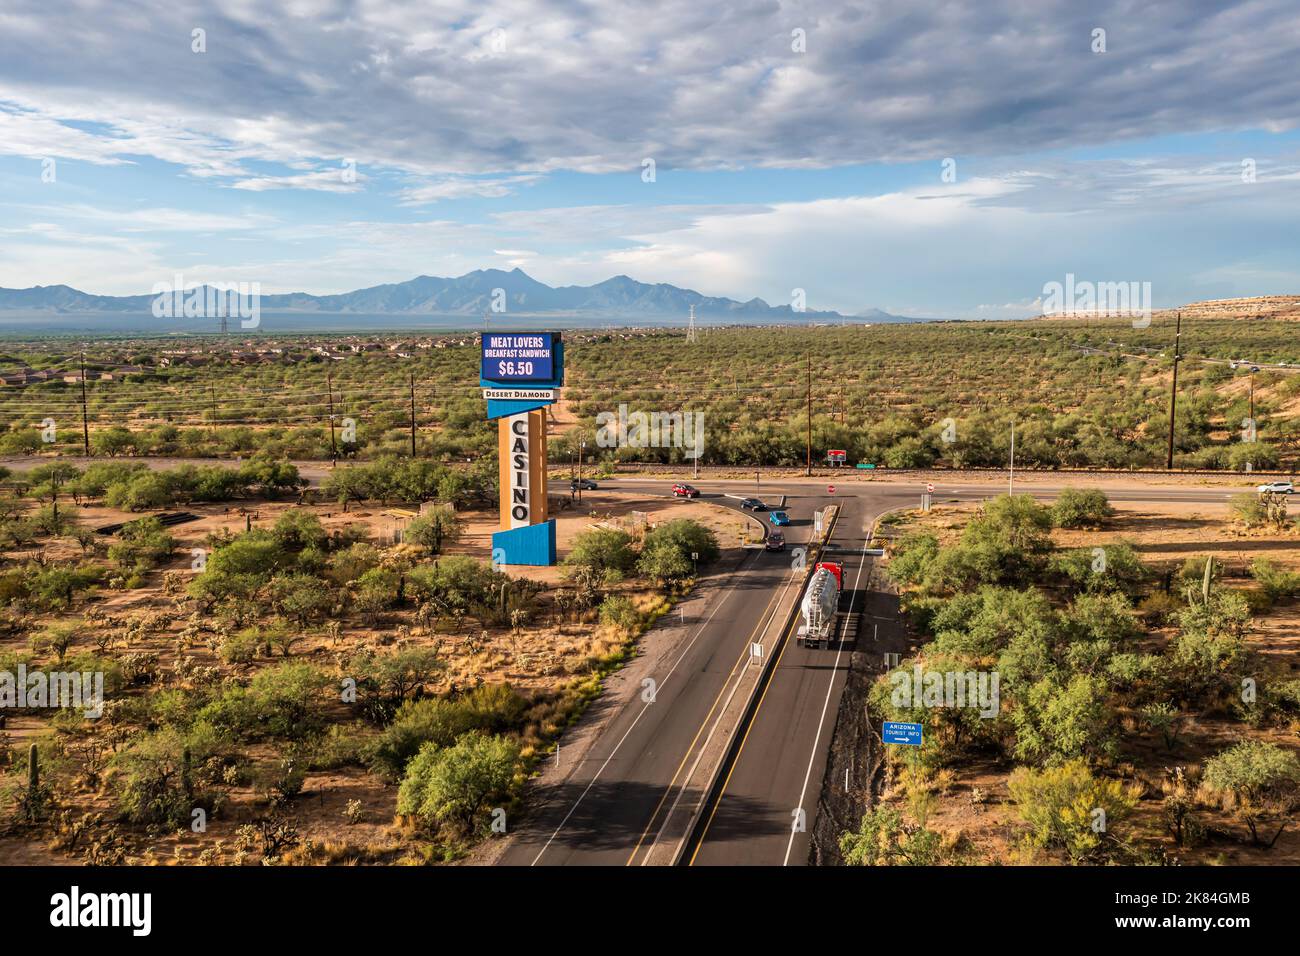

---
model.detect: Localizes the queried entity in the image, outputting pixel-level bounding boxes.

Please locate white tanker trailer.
[797,562,842,649]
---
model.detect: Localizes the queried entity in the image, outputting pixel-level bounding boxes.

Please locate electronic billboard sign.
[481,332,556,383]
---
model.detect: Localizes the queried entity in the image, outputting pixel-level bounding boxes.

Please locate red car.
[671,483,699,498]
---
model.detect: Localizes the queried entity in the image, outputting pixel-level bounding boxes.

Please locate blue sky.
[2,0,1299,319]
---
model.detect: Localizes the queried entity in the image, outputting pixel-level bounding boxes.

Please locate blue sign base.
[492,520,557,567]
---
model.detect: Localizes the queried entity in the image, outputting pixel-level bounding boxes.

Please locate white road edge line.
[638,568,803,865]
[528,551,751,865]
[782,519,873,866]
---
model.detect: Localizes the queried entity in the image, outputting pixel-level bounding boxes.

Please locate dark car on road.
[740,497,767,511]
[672,483,700,498]
[571,478,598,491]
[764,529,786,551]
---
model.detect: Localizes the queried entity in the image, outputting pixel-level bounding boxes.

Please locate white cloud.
[1,0,1299,188]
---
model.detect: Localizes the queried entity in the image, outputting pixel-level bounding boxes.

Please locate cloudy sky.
[1,0,1299,318]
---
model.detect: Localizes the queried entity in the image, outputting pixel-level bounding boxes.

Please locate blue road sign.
[882,721,923,746]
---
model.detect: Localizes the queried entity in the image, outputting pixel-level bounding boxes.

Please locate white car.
[1257,481,1294,495]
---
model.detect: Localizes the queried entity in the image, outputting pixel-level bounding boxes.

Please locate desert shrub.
[1250,558,1300,604]
[635,518,719,584]
[598,595,642,635]
[888,532,941,588]
[111,724,223,826]
[1051,488,1114,529]
[1052,543,1148,595]
[1170,591,1250,702]
[566,528,636,582]
[356,646,446,721]
[266,573,334,626]
[369,684,526,780]
[1009,760,1139,862]
[207,530,288,579]
[107,516,175,576]
[270,509,327,552]
[1201,741,1300,847]
[1010,673,1114,765]
[396,731,520,832]
[1229,493,1268,528]
[326,543,382,586]
[1058,592,1140,645]
[197,662,330,740]
[840,804,948,866]
[352,567,402,620]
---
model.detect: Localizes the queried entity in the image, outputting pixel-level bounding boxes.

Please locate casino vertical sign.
[481,333,564,565]
[500,411,546,529]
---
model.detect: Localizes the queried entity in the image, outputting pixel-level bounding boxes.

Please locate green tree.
[1011,673,1114,765]
[270,510,327,553]
[566,527,636,581]
[405,506,460,555]
[396,731,519,832]
[267,573,333,627]
[107,516,176,575]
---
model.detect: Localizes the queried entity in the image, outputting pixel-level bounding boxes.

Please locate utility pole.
[577,441,585,504]
[805,352,812,477]
[1008,422,1015,495]
[78,350,90,456]
[209,385,217,439]
[1165,310,1182,470]
[409,373,417,458]
[327,371,338,464]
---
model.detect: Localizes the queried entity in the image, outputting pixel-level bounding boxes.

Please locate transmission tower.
[686,304,697,343]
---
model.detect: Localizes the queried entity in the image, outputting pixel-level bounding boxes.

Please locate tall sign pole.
[409,373,417,458]
[1008,422,1015,496]
[1166,310,1182,470]
[805,352,812,477]
[78,351,91,455]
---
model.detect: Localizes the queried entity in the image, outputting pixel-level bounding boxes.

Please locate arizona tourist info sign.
[481,332,564,566]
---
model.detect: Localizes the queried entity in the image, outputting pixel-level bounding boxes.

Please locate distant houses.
[0,363,152,387]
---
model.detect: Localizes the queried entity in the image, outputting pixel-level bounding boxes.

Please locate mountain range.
[0,269,915,323]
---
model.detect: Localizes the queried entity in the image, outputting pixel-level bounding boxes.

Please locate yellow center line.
[623,562,793,865]
[687,508,843,866]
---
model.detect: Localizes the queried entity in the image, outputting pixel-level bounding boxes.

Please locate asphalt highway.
[504,475,1237,866]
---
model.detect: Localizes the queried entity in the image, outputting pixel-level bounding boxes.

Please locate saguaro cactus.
[23,743,44,822]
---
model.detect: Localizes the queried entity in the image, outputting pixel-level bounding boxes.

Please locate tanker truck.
[797,561,842,649]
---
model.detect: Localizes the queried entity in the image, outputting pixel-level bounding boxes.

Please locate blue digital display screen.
[481,333,555,382]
